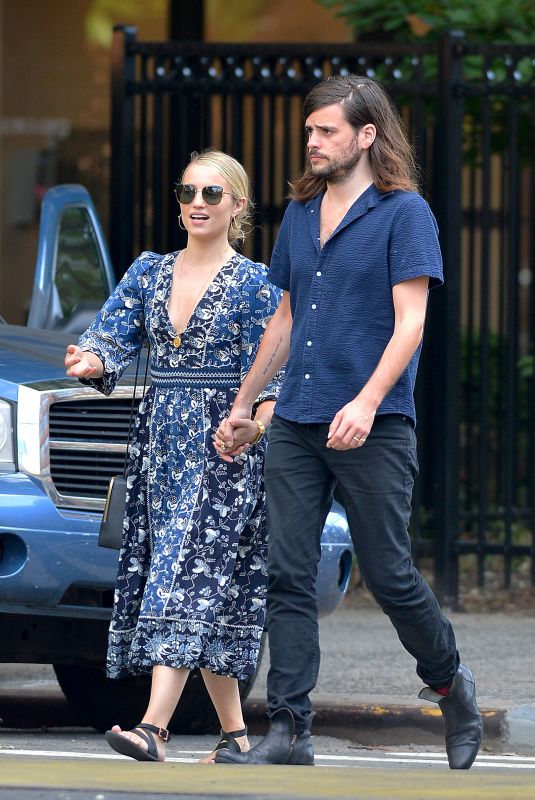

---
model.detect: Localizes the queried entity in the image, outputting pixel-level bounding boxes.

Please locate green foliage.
[460,329,502,423]
[317,1,535,165]
[316,0,535,43]
[518,354,535,379]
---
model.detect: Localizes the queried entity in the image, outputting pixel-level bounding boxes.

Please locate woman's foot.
[198,727,249,764]
[105,722,170,762]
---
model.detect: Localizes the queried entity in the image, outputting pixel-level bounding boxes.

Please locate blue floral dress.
[78,250,282,680]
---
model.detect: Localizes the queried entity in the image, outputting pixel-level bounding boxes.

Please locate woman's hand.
[65,345,103,378]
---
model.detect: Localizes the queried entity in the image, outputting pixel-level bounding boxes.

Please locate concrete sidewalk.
[245,604,535,754]
[1,603,533,754]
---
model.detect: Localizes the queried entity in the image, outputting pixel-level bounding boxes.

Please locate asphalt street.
[0,745,534,800]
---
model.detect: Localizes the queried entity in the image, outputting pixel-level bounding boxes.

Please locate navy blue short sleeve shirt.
[267,184,443,425]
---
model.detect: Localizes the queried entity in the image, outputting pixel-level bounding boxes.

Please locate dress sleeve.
[240,266,285,405]
[77,254,149,396]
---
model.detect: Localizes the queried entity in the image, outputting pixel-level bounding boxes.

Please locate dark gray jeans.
[263,413,459,733]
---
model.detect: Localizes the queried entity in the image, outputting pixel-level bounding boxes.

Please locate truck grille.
[49,397,141,503]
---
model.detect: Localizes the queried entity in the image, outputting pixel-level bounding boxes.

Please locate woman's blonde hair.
[182,149,253,245]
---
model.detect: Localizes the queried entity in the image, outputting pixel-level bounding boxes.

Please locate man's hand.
[326,396,376,450]
[65,345,102,378]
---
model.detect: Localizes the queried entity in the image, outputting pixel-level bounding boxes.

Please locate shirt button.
[305,373,310,379]
[316,271,322,276]
[311,304,317,309]
[307,340,312,346]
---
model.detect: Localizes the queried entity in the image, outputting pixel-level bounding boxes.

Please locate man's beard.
[309,139,361,183]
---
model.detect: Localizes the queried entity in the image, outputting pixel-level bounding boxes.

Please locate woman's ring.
[220,442,226,451]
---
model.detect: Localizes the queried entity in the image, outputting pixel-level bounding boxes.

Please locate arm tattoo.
[262,336,283,376]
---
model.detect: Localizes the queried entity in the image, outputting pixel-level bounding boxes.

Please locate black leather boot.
[419,663,482,769]
[214,708,314,765]
[287,727,314,765]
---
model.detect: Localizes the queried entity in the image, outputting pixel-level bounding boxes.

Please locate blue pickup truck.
[0,185,353,733]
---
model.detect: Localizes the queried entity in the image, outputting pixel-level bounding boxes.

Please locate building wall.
[0,0,168,322]
[0,0,349,324]
[206,0,350,42]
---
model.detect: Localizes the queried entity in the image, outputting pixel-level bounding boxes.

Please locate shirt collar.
[305,184,394,251]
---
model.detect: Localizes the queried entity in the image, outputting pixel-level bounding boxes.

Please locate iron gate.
[110,26,535,607]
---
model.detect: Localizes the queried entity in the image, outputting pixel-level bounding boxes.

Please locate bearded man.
[214,74,482,770]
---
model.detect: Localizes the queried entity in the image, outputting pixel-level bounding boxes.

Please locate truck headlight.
[0,401,15,471]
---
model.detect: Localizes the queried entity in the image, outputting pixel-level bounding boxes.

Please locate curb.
[504,705,535,752]
[244,698,535,754]
[3,687,534,754]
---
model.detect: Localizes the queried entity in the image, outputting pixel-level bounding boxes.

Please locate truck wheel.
[53,635,264,735]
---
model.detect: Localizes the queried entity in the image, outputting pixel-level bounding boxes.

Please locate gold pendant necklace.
[171,246,231,348]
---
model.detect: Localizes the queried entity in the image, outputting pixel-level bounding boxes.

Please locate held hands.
[327,396,376,450]
[64,344,102,379]
[214,404,257,463]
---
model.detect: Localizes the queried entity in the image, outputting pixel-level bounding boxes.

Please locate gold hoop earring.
[228,216,237,242]
[177,214,186,231]
[230,216,244,245]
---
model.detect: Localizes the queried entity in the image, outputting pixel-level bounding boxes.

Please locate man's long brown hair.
[290,74,419,202]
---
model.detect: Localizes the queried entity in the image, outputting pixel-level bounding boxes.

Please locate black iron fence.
[110,26,535,607]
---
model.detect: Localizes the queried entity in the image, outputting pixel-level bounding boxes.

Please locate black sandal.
[105,722,171,762]
[213,726,248,754]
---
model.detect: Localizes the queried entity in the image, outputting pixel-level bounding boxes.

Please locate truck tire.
[53,634,265,735]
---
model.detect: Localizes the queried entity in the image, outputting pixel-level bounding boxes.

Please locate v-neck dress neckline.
[163,250,237,341]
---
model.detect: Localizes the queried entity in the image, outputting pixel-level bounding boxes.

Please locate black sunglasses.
[174,184,233,206]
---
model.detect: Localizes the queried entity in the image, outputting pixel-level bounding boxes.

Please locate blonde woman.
[65,150,282,762]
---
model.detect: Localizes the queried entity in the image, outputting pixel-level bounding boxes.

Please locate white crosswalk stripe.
[1,748,535,770]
